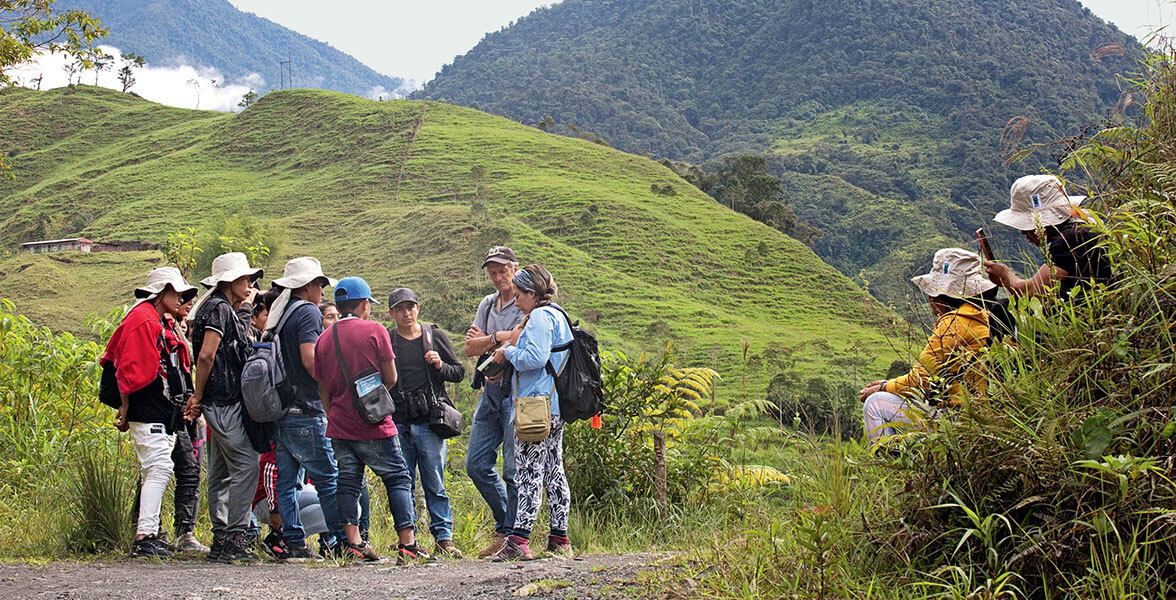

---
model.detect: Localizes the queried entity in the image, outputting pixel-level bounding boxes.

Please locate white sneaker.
[175,532,210,553]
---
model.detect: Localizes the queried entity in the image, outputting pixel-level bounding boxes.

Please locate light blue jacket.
[504,305,573,415]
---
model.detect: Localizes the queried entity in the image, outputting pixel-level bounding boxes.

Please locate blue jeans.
[398,422,453,541]
[465,381,517,535]
[274,413,343,548]
[332,436,416,532]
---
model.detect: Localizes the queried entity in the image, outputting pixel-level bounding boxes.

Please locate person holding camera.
[387,288,466,558]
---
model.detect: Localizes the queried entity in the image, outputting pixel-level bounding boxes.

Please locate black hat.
[387,287,419,308]
[482,245,517,268]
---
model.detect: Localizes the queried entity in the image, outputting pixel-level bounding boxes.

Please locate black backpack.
[544,306,603,424]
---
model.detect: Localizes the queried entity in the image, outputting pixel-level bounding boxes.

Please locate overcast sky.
[226,0,1175,82]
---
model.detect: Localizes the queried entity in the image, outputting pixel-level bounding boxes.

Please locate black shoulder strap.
[540,307,573,379]
[331,323,357,402]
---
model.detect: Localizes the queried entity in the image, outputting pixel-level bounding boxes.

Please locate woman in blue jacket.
[489,264,574,561]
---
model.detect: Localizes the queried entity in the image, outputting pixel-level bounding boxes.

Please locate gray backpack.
[240,299,308,422]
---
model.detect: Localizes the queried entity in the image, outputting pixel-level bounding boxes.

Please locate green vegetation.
[63,0,407,97]
[0,84,901,397]
[417,0,1141,307]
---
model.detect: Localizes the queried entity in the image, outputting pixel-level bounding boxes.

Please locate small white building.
[20,237,95,254]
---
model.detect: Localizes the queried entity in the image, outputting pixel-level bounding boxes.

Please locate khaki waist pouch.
[514,395,551,442]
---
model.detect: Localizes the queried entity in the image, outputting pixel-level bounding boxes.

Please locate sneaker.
[131,534,174,559]
[216,533,261,564]
[477,533,506,559]
[344,541,383,563]
[205,537,227,562]
[175,532,210,554]
[155,530,177,552]
[262,531,289,560]
[491,535,534,562]
[396,543,433,565]
[284,544,324,563]
[545,535,573,558]
[319,538,344,560]
[434,539,463,559]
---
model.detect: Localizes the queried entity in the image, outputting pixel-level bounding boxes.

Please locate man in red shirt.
[102,267,198,558]
[313,276,431,564]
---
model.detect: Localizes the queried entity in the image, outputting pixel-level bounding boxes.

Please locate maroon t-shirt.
[314,317,398,440]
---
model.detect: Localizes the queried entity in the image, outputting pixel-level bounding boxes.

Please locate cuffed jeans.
[465,381,517,534]
[274,413,344,548]
[205,402,260,539]
[398,422,454,541]
[332,436,415,532]
[129,422,176,537]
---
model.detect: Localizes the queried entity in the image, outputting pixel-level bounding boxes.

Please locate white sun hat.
[993,174,1086,231]
[133,266,198,303]
[911,248,997,299]
[199,252,264,288]
[266,257,337,332]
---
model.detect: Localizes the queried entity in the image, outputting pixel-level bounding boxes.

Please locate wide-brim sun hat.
[134,266,198,303]
[271,256,338,290]
[199,252,264,288]
[910,247,997,299]
[993,174,1086,231]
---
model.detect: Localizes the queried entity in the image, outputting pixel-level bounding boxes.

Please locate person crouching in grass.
[103,267,198,558]
[313,277,432,564]
[859,248,995,442]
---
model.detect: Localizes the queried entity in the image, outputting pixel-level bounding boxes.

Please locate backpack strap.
[390,324,438,391]
[541,306,573,380]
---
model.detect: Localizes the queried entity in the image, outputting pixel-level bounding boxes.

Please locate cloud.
[8,45,265,112]
[365,79,423,101]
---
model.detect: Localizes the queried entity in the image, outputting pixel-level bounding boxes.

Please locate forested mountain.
[62,0,407,97]
[417,0,1141,304]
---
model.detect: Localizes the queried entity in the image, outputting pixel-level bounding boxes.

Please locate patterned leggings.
[512,416,570,539]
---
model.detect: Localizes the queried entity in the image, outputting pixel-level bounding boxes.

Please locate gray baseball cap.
[387,287,419,308]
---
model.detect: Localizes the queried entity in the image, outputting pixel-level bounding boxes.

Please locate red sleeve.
[115,319,163,395]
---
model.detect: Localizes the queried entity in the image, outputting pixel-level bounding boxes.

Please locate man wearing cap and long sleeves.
[463,246,525,558]
[984,174,1112,299]
[102,267,199,558]
[185,252,265,563]
[266,257,344,562]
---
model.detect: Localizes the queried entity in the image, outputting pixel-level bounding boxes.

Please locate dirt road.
[0,553,665,599]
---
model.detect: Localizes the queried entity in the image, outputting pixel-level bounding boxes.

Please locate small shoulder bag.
[332,321,396,425]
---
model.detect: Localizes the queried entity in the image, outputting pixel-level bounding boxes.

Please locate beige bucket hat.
[199,252,264,288]
[266,257,336,332]
[134,266,198,302]
[911,248,997,299]
[993,174,1086,231]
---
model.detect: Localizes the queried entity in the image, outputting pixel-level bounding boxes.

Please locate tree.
[117,52,144,93]
[186,78,200,109]
[91,51,112,86]
[237,89,258,110]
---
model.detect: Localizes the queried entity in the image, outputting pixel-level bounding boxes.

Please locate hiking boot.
[174,531,209,554]
[262,531,290,560]
[131,534,174,559]
[434,539,463,559]
[396,543,433,565]
[477,533,506,559]
[344,541,383,563]
[205,537,227,562]
[545,534,573,558]
[491,535,535,562]
[284,544,324,563]
[216,533,261,563]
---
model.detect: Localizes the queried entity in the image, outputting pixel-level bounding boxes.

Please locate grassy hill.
[0,85,901,397]
[62,0,409,97]
[416,0,1141,306]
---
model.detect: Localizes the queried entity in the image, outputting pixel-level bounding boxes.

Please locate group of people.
[101,245,574,564]
[860,174,1112,440]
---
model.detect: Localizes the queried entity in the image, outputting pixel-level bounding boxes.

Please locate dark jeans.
[131,420,202,535]
[465,381,517,534]
[332,436,415,532]
[274,413,343,548]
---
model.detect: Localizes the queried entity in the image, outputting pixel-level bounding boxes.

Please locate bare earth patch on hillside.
[0,553,667,599]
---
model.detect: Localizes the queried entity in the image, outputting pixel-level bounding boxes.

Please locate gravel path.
[0,554,664,600]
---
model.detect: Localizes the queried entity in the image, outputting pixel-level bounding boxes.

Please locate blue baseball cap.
[334,277,381,304]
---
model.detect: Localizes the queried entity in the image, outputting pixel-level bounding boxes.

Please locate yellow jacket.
[884,303,990,405]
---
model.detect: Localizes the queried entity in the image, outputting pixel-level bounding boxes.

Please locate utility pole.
[279,59,294,89]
